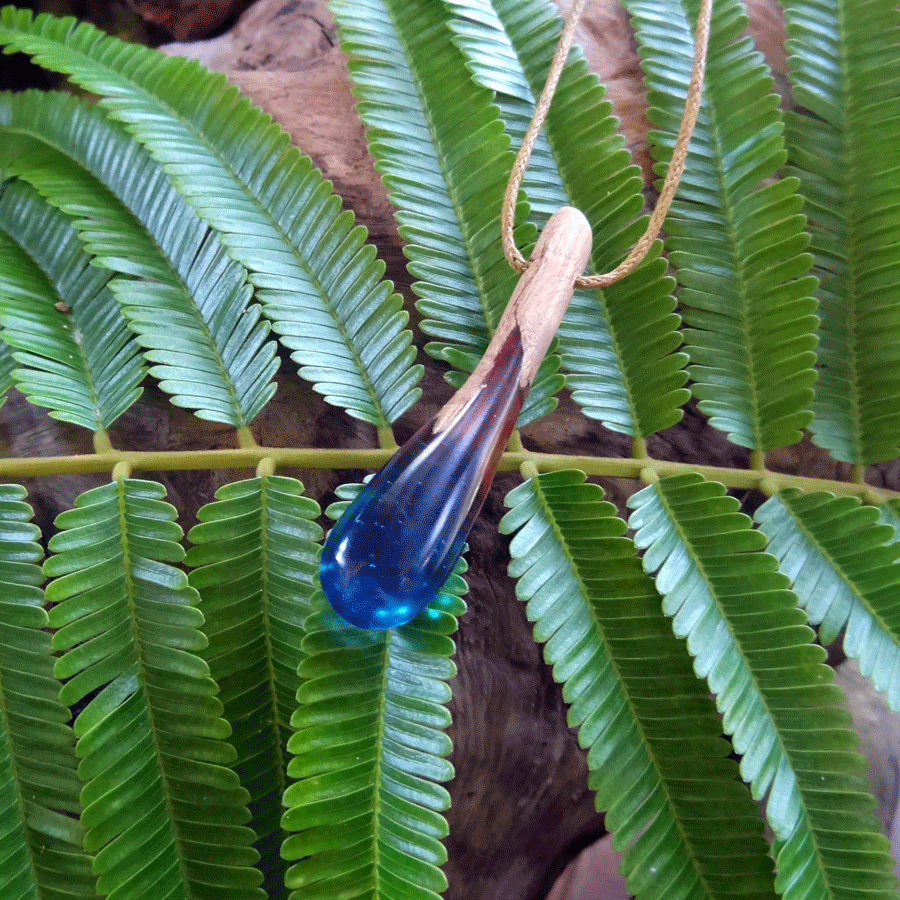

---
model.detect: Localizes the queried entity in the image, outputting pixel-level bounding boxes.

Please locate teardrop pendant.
[320,207,593,629]
[320,331,525,629]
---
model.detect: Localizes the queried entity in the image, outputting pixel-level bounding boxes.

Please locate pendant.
[319,207,593,629]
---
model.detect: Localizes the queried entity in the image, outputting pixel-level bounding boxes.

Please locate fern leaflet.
[0,178,144,431]
[0,483,97,899]
[0,89,279,427]
[446,0,689,437]
[501,470,777,900]
[281,483,465,900]
[625,0,818,450]
[186,475,322,898]
[329,0,572,426]
[45,478,264,900]
[756,490,900,712]
[782,0,900,463]
[629,474,896,900]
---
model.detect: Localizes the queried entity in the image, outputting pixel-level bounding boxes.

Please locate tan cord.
[501,0,713,289]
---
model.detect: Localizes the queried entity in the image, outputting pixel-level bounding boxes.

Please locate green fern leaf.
[281,482,465,900]
[0,90,279,427]
[625,0,819,450]
[0,179,144,431]
[282,592,463,900]
[444,0,562,227]
[755,491,900,712]
[781,0,900,463]
[628,474,897,900]
[185,475,322,898]
[0,483,98,899]
[44,478,265,900]
[446,0,690,436]
[329,0,570,426]
[0,6,421,427]
[501,470,777,900]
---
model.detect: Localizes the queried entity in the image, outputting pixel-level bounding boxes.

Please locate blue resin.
[320,334,525,630]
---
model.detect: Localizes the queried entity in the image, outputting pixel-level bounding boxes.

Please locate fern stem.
[506,430,525,453]
[0,447,894,502]
[256,456,276,477]
[92,430,113,454]
[377,424,398,451]
[0,448,395,474]
[519,458,539,480]
[236,426,259,450]
[639,466,659,484]
[111,460,132,481]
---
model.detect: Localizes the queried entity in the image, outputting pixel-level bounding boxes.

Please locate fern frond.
[628,474,897,900]
[755,491,900,712]
[0,484,98,899]
[446,0,690,437]
[0,89,278,427]
[185,475,322,897]
[501,470,777,900]
[0,6,421,427]
[781,0,900,463]
[330,0,570,426]
[44,478,264,900]
[281,482,464,900]
[0,178,144,431]
[444,0,560,227]
[625,0,818,450]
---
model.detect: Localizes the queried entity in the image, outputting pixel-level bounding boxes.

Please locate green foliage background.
[0,0,899,898]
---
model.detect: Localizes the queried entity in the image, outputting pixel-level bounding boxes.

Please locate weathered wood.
[125,0,256,39]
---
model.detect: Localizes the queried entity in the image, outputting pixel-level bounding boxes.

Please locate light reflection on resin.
[320,331,526,630]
